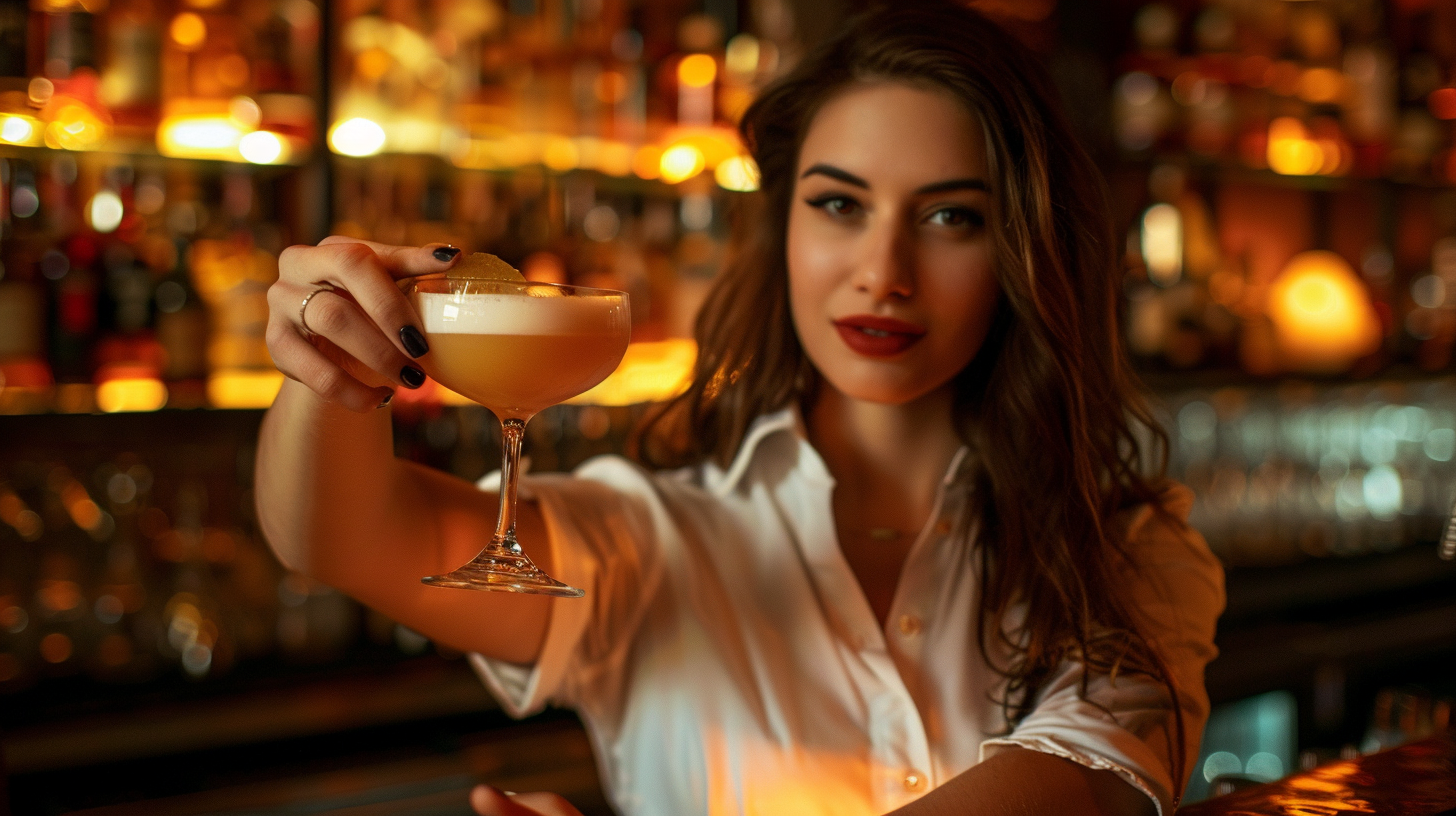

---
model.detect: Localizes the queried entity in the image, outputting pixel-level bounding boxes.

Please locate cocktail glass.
[401,274,630,596]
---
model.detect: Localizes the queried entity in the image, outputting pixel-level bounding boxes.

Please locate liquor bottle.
[0,0,25,79]
[98,0,163,120]
[0,207,51,389]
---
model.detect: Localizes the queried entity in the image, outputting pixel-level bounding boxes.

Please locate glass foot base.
[422,551,584,597]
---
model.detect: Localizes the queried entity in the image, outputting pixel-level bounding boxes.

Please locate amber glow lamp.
[1267,250,1380,374]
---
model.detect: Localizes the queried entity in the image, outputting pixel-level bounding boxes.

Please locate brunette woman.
[255,3,1223,815]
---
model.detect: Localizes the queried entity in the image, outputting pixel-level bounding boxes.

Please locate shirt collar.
[707,407,971,498]
[708,407,801,497]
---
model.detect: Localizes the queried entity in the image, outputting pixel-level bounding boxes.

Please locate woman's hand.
[266,237,461,412]
[469,785,585,816]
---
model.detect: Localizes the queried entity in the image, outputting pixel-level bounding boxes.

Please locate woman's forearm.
[254,379,400,579]
[890,748,1157,816]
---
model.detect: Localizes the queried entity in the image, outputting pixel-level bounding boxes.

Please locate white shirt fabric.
[471,409,1225,816]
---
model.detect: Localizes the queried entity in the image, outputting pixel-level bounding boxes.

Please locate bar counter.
[1179,733,1456,816]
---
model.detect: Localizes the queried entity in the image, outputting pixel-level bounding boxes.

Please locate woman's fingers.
[292,241,437,361]
[468,786,584,816]
[317,235,461,279]
[296,288,426,390]
[269,237,459,407]
[268,325,392,413]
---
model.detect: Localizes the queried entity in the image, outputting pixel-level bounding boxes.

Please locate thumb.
[470,785,539,816]
[318,236,461,279]
[469,785,584,816]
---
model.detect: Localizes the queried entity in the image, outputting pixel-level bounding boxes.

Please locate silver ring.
[298,282,337,339]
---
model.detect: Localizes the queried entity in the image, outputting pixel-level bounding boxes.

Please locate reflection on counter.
[1179,733,1456,816]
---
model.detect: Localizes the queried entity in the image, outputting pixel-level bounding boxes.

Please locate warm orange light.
[1267,117,1323,176]
[97,377,168,412]
[1140,203,1182,286]
[660,144,705,183]
[715,155,760,192]
[328,117,386,157]
[1431,87,1456,120]
[1268,250,1380,372]
[678,54,718,89]
[170,12,207,49]
[158,114,243,159]
[208,370,284,408]
[239,130,287,164]
[356,48,392,81]
[542,136,579,171]
[569,339,697,406]
[60,480,103,530]
[44,103,107,150]
[725,34,761,78]
[632,145,663,179]
[0,114,40,146]
[597,141,634,177]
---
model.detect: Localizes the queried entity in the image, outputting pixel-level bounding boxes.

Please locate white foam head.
[414,292,625,335]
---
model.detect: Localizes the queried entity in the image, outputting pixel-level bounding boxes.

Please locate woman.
[255,3,1224,815]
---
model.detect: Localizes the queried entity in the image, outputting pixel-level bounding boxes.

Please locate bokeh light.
[329,117,386,156]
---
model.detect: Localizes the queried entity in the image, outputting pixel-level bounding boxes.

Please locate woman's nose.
[851,219,915,301]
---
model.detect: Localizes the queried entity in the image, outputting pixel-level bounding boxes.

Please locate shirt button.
[897,614,922,636]
[903,771,926,791]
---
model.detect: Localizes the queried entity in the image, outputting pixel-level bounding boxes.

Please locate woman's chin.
[819,372,945,407]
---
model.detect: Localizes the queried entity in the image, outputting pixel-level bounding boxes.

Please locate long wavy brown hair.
[636,0,1188,797]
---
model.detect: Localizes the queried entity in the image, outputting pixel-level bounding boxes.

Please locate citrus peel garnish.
[453,252,526,282]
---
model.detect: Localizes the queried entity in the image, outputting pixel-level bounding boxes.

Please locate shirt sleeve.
[469,456,666,719]
[978,484,1225,815]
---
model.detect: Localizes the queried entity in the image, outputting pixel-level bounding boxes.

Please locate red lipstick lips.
[832,314,927,357]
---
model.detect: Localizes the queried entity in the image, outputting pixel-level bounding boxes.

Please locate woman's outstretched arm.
[889,748,1156,816]
[464,750,1153,816]
[255,238,551,665]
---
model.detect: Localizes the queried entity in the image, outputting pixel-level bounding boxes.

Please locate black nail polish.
[432,246,460,262]
[377,391,394,408]
[400,366,426,389]
[400,325,429,358]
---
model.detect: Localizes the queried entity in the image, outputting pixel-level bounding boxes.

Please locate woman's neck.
[806,384,962,518]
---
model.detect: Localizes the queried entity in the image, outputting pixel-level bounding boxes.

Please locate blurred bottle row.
[0,152,308,412]
[0,146,714,412]
[1124,162,1456,376]
[0,400,641,694]
[1163,378,1456,566]
[0,0,786,172]
[1113,0,1456,183]
[0,0,320,160]
[1115,0,1456,378]
[327,0,783,179]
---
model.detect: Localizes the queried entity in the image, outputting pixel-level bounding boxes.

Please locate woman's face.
[787,81,1000,406]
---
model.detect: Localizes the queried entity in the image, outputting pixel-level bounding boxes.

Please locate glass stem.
[493,417,527,555]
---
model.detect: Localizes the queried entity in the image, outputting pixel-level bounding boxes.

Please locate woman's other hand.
[469,785,585,816]
[266,237,461,412]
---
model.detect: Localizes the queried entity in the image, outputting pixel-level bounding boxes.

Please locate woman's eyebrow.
[800,163,868,187]
[799,163,988,194]
[915,178,988,194]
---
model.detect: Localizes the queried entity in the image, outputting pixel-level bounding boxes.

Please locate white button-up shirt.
[473,409,1224,816]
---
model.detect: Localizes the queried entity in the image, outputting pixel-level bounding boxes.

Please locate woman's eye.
[806,195,861,218]
[927,207,984,229]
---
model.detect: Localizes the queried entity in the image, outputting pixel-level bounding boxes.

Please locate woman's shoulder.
[1117,482,1222,576]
